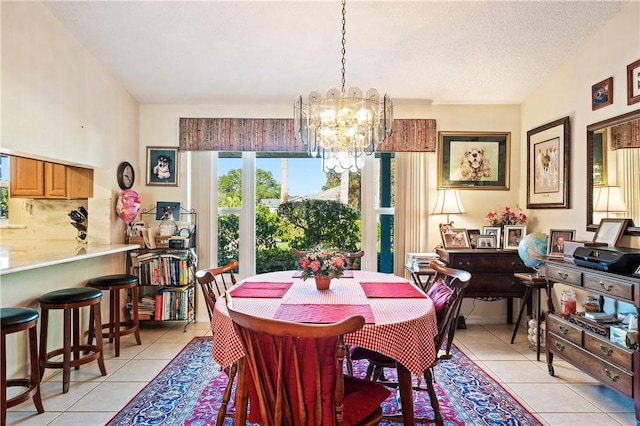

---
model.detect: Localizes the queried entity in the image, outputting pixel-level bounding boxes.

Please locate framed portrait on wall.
[437,132,510,190]
[526,116,570,209]
[147,146,179,186]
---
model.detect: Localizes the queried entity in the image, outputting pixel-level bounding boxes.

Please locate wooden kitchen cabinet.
[10,156,93,199]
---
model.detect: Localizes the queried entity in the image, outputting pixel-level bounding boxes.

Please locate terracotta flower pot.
[314,275,331,290]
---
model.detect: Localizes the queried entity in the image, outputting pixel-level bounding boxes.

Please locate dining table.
[211,269,438,426]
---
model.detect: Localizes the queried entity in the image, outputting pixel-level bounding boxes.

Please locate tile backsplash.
[1,199,88,241]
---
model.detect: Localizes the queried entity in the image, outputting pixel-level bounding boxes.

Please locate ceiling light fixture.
[294,0,393,173]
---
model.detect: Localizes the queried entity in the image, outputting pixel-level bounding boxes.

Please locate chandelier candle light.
[294,0,393,173]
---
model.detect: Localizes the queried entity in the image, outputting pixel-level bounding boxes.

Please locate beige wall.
[521,0,639,245]
[1,1,140,246]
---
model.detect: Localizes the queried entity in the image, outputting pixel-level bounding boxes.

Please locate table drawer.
[547,314,582,346]
[583,273,634,302]
[548,334,633,398]
[546,265,582,286]
[584,333,633,372]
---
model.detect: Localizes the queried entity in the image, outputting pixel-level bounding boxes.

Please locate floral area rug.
[108,337,542,425]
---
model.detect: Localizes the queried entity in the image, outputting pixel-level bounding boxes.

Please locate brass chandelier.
[294,0,393,173]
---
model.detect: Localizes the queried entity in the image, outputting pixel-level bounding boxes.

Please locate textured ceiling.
[42,0,629,105]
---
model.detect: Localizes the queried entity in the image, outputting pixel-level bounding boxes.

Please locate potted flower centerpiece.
[298,247,347,290]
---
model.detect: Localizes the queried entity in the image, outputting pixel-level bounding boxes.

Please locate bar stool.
[511,273,548,361]
[39,288,106,393]
[87,274,141,357]
[1,307,44,425]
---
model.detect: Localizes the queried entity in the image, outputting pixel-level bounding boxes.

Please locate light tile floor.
[5,321,639,425]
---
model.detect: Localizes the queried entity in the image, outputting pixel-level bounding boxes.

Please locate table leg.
[507,297,513,324]
[396,361,415,426]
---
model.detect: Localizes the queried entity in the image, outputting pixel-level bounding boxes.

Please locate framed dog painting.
[437,132,510,190]
[146,147,179,186]
[526,116,570,209]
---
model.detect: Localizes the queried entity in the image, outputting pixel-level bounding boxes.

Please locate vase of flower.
[297,247,347,290]
[314,274,331,290]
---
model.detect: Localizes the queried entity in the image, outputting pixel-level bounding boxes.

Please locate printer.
[573,246,640,273]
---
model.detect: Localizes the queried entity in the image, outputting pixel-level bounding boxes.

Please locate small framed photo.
[548,229,576,257]
[155,201,181,221]
[467,229,481,249]
[627,59,640,105]
[503,225,526,250]
[592,77,613,111]
[593,218,629,247]
[476,235,496,249]
[147,146,179,186]
[482,226,502,245]
[441,228,470,249]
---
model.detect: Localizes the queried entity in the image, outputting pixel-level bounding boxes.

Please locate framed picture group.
[439,224,527,250]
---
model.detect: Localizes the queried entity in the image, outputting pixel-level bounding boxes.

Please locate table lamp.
[431,189,466,226]
[593,186,628,218]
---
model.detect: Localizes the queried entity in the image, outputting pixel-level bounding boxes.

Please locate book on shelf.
[583,311,619,322]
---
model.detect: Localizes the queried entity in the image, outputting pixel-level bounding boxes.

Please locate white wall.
[521,0,639,243]
[1,1,140,246]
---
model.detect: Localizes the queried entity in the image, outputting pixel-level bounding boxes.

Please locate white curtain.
[621,148,640,226]
[394,152,430,276]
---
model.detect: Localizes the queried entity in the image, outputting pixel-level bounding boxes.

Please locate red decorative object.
[314,275,331,291]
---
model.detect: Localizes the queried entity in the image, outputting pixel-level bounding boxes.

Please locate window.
[212,152,393,273]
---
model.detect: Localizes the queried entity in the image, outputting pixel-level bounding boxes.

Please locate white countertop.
[0,242,140,275]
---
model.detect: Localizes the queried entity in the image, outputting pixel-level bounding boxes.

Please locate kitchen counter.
[0,242,140,275]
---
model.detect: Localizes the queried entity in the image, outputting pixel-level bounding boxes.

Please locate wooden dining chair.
[349,260,471,426]
[195,259,238,321]
[226,293,390,426]
[194,259,238,426]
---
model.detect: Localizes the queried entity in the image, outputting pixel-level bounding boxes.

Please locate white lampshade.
[432,189,466,218]
[593,186,628,213]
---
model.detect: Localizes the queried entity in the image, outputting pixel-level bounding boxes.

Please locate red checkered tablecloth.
[211,270,437,376]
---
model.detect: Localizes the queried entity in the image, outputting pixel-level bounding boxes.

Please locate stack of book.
[583,311,619,323]
[406,252,439,271]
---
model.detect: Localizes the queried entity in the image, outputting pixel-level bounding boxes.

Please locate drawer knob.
[558,272,568,280]
[558,325,569,334]
[599,344,613,356]
[554,342,565,351]
[605,369,619,382]
[599,281,613,292]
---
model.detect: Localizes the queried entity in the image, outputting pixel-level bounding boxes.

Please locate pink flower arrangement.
[486,206,527,227]
[298,247,347,280]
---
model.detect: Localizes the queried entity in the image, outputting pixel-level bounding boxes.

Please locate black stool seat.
[88,274,138,288]
[88,274,141,357]
[2,307,45,425]
[1,307,39,327]
[39,288,102,305]
[39,288,106,394]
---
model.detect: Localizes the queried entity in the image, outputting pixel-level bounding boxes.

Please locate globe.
[517,232,549,272]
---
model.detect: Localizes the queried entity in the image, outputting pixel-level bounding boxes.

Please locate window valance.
[178,118,436,153]
[611,118,640,150]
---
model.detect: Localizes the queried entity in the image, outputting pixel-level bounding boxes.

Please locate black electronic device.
[573,246,640,274]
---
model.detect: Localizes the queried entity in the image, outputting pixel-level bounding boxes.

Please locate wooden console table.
[436,248,529,323]
[545,259,640,423]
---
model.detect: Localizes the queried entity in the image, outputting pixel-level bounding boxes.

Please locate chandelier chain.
[341,0,347,94]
